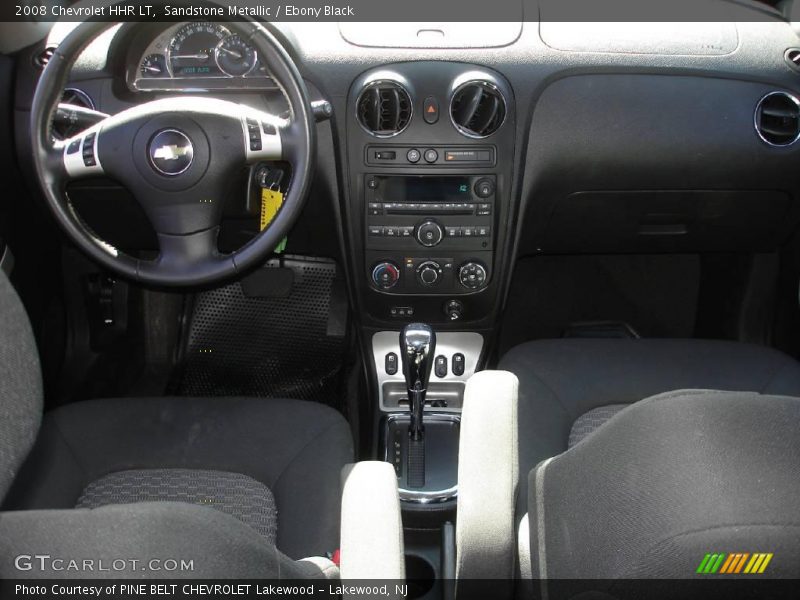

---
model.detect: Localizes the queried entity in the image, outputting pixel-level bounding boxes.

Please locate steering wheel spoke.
[61,124,106,180]
[240,105,285,163]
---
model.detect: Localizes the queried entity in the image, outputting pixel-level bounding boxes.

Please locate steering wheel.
[31,15,315,287]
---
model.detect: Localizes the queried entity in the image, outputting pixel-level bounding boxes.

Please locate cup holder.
[405,554,435,599]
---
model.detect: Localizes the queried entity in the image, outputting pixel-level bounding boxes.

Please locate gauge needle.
[143,66,162,74]
[218,47,244,60]
[171,53,210,61]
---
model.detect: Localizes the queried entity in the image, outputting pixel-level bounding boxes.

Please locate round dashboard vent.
[356,81,412,137]
[450,80,506,138]
[755,91,800,146]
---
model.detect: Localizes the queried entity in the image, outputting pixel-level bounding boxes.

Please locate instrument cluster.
[129,22,276,91]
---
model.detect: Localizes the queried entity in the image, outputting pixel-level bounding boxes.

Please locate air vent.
[755,91,800,146]
[785,48,800,73]
[450,80,506,138]
[35,46,56,69]
[53,88,95,140]
[356,81,412,137]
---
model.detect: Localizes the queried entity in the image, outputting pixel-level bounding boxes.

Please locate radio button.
[445,226,461,238]
[477,203,492,216]
[477,226,491,237]
[368,226,384,237]
[367,177,379,189]
[462,227,476,237]
[368,203,383,216]
[424,148,439,163]
[407,148,421,163]
[385,227,400,237]
[400,226,414,237]
[416,220,444,247]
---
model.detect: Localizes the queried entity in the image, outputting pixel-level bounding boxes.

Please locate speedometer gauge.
[167,22,229,78]
[215,35,257,77]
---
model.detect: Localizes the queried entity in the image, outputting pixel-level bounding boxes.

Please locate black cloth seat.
[0,268,354,578]
[5,396,353,560]
[498,338,800,516]
[528,389,800,586]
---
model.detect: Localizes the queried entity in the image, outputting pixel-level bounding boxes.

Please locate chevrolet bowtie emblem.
[148,129,194,176]
[152,144,190,161]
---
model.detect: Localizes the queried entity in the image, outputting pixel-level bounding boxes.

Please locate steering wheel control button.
[407,148,421,163]
[423,97,439,124]
[458,262,488,290]
[246,118,262,151]
[82,133,97,167]
[372,261,400,290]
[452,353,466,376]
[434,355,448,378]
[385,352,399,375]
[67,139,81,154]
[416,220,444,247]
[423,148,439,163]
[148,129,194,176]
[474,178,495,198]
[417,261,443,286]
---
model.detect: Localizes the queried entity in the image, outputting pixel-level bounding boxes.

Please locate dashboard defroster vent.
[450,80,506,138]
[356,81,412,137]
[755,91,800,146]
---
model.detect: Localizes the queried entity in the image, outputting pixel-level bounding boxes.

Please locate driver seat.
[0,270,353,577]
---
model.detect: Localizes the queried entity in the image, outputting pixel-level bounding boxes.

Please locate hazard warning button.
[423,96,439,124]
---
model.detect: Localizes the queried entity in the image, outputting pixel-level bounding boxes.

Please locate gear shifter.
[400,323,436,440]
[400,324,435,488]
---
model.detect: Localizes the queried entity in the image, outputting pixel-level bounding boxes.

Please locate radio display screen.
[378,176,471,203]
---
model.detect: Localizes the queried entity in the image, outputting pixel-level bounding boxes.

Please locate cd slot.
[384,202,475,215]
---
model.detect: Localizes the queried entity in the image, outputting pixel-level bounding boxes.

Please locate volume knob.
[416,220,444,247]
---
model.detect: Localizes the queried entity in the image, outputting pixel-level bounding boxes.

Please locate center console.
[366,173,495,298]
[342,62,515,515]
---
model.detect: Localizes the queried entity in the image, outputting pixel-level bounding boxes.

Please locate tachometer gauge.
[140,54,167,78]
[167,22,229,77]
[215,35,257,77]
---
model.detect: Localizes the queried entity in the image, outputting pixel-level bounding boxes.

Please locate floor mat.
[498,254,700,356]
[173,256,349,405]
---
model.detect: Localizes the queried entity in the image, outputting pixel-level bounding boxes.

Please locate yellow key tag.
[260,187,288,253]
[260,187,284,231]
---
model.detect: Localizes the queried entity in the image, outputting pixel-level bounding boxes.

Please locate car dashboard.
[14,14,800,341]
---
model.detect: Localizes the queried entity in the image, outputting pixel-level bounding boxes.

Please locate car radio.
[365,174,495,295]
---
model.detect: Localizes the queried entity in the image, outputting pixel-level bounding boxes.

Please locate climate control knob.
[458,262,488,290]
[416,220,444,247]
[416,261,443,286]
[372,261,400,290]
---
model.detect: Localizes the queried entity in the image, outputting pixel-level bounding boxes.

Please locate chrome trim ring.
[355,79,413,138]
[754,91,800,147]
[449,79,507,139]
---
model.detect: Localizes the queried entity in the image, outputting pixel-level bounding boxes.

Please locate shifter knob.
[400,323,436,441]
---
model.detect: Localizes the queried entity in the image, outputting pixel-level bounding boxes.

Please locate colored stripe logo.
[696,553,773,574]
